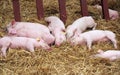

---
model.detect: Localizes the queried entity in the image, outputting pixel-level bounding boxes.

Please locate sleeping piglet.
[93,49,120,61]
[6,20,55,45]
[0,36,51,58]
[45,16,66,46]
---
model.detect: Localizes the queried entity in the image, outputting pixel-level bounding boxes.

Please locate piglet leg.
[1,47,9,58]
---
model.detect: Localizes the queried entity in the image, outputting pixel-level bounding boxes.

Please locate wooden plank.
[36,0,44,19]
[80,0,88,16]
[58,0,67,24]
[12,0,21,21]
[101,0,110,20]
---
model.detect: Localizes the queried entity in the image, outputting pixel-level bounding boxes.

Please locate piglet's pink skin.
[109,9,119,20]
[45,16,66,46]
[70,30,117,50]
[53,29,66,46]
[94,5,119,20]
[7,21,55,45]
[93,49,120,61]
[0,36,51,58]
[66,16,97,41]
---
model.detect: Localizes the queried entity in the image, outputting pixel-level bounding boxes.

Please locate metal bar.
[12,0,21,21]
[80,0,88,16]
[36,0,44,20]
[101,0,110,20]
[58,0,67,24]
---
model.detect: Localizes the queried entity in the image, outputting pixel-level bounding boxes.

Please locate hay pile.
[0,0,120,75]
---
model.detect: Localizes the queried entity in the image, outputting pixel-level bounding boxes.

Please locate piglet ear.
[11,20,16,26]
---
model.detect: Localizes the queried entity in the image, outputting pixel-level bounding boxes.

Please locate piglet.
[94,5,119,20]
[6,20,55,45]
[93,49,120,61]
[70,30,117,50]
[0,36,51,58]
[45,16,66,46]
[66,16,97,41]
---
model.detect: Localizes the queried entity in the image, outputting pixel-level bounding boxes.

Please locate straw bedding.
[0,0,120,75]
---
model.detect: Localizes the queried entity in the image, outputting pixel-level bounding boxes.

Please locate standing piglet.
[6,20,55,45]
[93,49,120,61]
[0,36,51,58]
[71,30,117,50]
[94,5,119,20]
[66,16,97,41]
[45,16,66,46]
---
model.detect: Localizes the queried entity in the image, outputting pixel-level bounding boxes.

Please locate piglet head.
[66,28,77,42]
[45,17,51,24]
[6,20,17,35]
[39,39,52,50]
[45,16,58,23]
[66,30,74,40]
[55,30,66,47]
[55,36,66,47]
[70,35,84,45]
[8,28,17,35]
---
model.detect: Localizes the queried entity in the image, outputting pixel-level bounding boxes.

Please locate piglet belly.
[97,37,109,42]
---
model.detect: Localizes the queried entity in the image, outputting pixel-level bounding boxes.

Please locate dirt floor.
[0,0,120,75]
